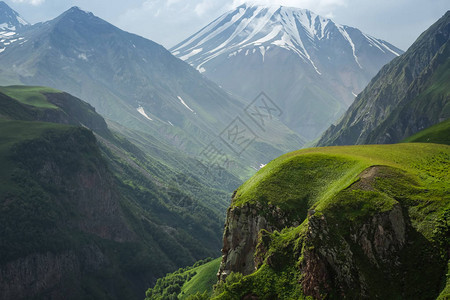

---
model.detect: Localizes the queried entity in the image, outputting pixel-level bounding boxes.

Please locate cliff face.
[218,189,411,298]
[0,127,136,299]
[0,246,107,300]
[300,204,407,298]
[218,201,298,281]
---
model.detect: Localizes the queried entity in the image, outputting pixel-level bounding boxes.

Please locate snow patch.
[380,42,400,56]
[177,96,195,113]
[168,121,174,127]
[338,25,362,69]
[17,16,28,26]
[259,46,266,62]
[78,53,88,61]
[137,106,152,121]
[259,163,267,169]
[180,48,203,60]
[253,25,282,45]
[352,91,357,97]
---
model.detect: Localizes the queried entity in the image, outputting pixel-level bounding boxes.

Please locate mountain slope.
[0,86,232,299]
[171,3,403,139]
[402,118,450,145]
[0,5,305,178]
[317,11,450,146]
[213,143,450,299]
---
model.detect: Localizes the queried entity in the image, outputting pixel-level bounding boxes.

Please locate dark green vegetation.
[403,118,450,145]
[317,11,450,146]
[0,86,229,299]
[214,143,450,299]
[145,257,221,299]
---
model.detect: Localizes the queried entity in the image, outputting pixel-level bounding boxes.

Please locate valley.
[0,1,448,300]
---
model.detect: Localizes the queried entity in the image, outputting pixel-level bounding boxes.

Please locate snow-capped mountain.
[0,1,29,53]
[172,3,404,139]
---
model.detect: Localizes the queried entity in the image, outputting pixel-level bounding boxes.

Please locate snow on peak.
[171,4,402,74]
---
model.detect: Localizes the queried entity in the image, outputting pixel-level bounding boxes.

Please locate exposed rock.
[0,245,106,300]
[299,204,406,298]
[218,201,296,281]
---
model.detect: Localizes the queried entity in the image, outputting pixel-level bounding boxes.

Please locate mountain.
[317,11,450,147]
[0,1,28,31]
[171,3,403,140]
[0,1,29,54]
[0,4,305,179]
[212,143,449,299]
[0,86,232,299]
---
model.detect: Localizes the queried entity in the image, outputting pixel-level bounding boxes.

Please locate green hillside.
[145,257,221,299]
[402,118,450,145]
[214,143,450,299]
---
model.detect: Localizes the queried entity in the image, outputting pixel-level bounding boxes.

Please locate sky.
[5,0,449,51]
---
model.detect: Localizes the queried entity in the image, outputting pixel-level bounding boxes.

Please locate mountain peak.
[0,0,29,30]
[65,6,93,16]
[171,3,401,75]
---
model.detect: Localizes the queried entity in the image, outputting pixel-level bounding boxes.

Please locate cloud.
[194,0,217,16]
[11,0,45,5]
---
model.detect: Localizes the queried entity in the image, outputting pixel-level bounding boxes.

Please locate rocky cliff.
[218,200,299,281]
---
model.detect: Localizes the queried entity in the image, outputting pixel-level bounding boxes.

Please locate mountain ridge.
[316,10,450,146]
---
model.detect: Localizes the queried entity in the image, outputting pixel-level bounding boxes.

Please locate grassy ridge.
[214,142,450,299]
[233,143,449,214]
[402,118,450,145]
[0,86,61,109]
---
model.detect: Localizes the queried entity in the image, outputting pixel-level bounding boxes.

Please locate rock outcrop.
[218,199,300,281]
[0,246,106,300]
[300,204,406,298]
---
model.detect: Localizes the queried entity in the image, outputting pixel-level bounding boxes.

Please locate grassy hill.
[402,118,450,145]
[214,142,450,299]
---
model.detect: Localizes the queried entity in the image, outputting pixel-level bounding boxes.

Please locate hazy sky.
[5,0,449,50]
